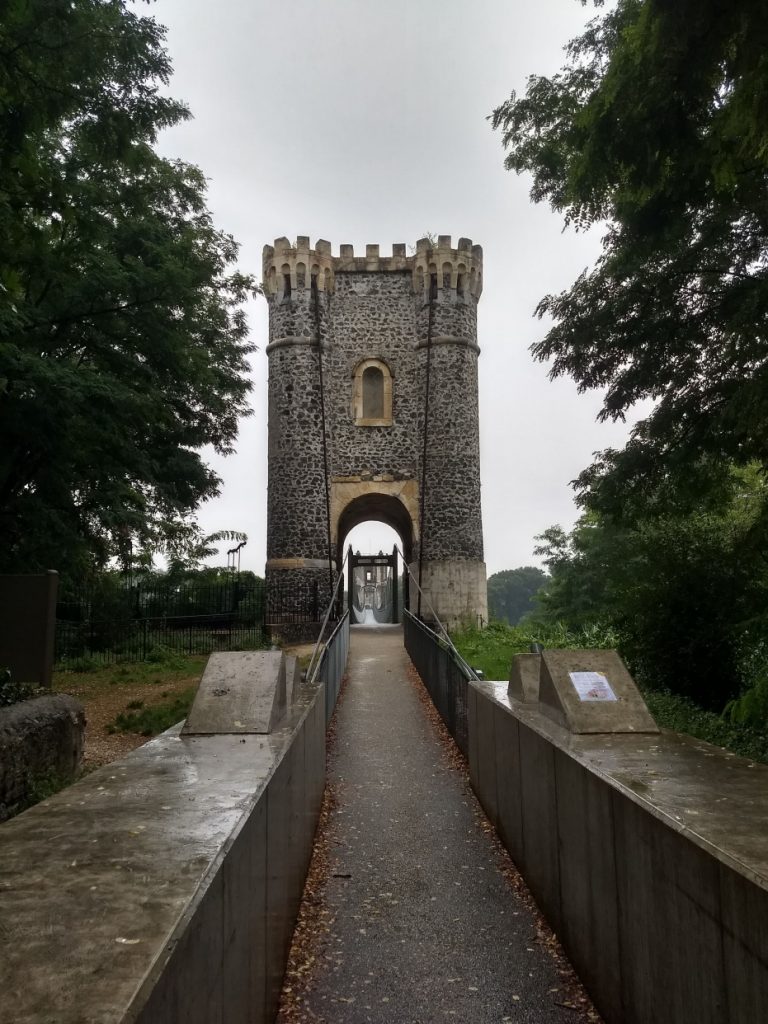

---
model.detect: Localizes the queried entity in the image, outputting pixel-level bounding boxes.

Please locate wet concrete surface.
[0,686,323,1024]
[298,625,581,1024]
[479,679,768,888]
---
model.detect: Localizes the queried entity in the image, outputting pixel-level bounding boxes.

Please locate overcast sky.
[151,0,632,577]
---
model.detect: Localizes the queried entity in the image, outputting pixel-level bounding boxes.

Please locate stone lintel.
[330,478,419,547]
[266,557,338,571]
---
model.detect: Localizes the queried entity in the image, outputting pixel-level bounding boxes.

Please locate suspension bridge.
[1,234,767,1022]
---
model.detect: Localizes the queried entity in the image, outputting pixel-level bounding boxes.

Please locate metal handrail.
[306,550,349,686]
[396,547,479,681]
[403,608,479,682]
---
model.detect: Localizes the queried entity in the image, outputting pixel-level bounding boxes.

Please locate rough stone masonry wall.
[328,271,421,483]
[264,237,487,626]
[266,294,332,563]
[417,294,483,563]
[0,694,85,819]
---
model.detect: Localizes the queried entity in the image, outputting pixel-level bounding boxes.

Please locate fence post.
[312,581,319,622]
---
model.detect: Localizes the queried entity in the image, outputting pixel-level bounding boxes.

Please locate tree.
[0,1,256,576]
[492,0,768,504]
[534,467,768,710]
[487,566,548,625]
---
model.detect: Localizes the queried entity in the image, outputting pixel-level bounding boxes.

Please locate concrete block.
[508,652,540,703]
[612,795,725,1024]
[285,655,302,704]
[555,756,622,1023]
[518,723,561,928]
[720,863,768,1023]
[539,649,658,734]
[183,652,286,735]
[493,704,523,867]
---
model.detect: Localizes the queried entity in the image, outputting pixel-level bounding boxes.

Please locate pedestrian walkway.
[287,625,587,1024]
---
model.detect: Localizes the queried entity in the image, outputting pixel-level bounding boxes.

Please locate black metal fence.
[55,577,321,667]
[403,609,473,756]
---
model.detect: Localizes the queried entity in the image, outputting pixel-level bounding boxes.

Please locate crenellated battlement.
[262,235,483,300]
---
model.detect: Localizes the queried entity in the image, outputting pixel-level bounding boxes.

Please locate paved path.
[294,625,584,1024]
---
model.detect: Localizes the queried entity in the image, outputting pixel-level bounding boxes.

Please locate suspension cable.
[396,544,479,680]
[313,279,335,604]
[417,276,436,617]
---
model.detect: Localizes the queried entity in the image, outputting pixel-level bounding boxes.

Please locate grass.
[451,620,621,681]
[107,687,198,737]
[452,620,768,765]
[2,767,78,823]
[53,651,208,694]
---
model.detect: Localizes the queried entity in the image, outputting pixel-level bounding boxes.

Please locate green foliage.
[144,644,190,669]
[0,1,257,576]
[492,0,768,498]
[642,689,768,766]
[724,676,768,730]
[0,668,36,706]
[452,619,620,681]
[25,768,73,807]
[108,687,196,736]
[533,467,768,710]
[62,656,101,674]
[2,767,77,821]
[452,622,768,763]
[487,566,548,625]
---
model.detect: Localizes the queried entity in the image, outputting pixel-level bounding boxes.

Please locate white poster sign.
[569,671,618,702]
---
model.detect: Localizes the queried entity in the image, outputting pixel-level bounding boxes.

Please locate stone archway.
[335,489,416,621]
[333,485,417,569]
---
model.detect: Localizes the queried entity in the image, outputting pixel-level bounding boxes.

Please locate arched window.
[353,358,393,426]
[363,366,384,418]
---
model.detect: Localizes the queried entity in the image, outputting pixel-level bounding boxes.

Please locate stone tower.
[263,235,488,629]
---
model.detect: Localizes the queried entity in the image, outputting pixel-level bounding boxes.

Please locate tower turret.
[264,236,487,630]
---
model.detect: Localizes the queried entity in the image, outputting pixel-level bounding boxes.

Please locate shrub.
[0,668,36,707]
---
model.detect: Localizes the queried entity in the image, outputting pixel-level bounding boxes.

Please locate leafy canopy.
[492,0,768,503]
[0,0,257,576]
[534,467,768,710]
[487,566,548,625]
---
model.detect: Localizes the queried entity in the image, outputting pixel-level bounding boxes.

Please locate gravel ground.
[53,666,204,769]
[279,625,601,1024]
[53,642,316,771]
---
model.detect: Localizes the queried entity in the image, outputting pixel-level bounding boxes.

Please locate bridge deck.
[280,625,592,1023]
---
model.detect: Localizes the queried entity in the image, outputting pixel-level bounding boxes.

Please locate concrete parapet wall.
[0,693,84,820]
[468,681,768,1024]
[0,681,328,1024]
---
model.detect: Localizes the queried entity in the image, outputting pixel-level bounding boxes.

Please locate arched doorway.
[336,493,416,623]
[336,492,415,567]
